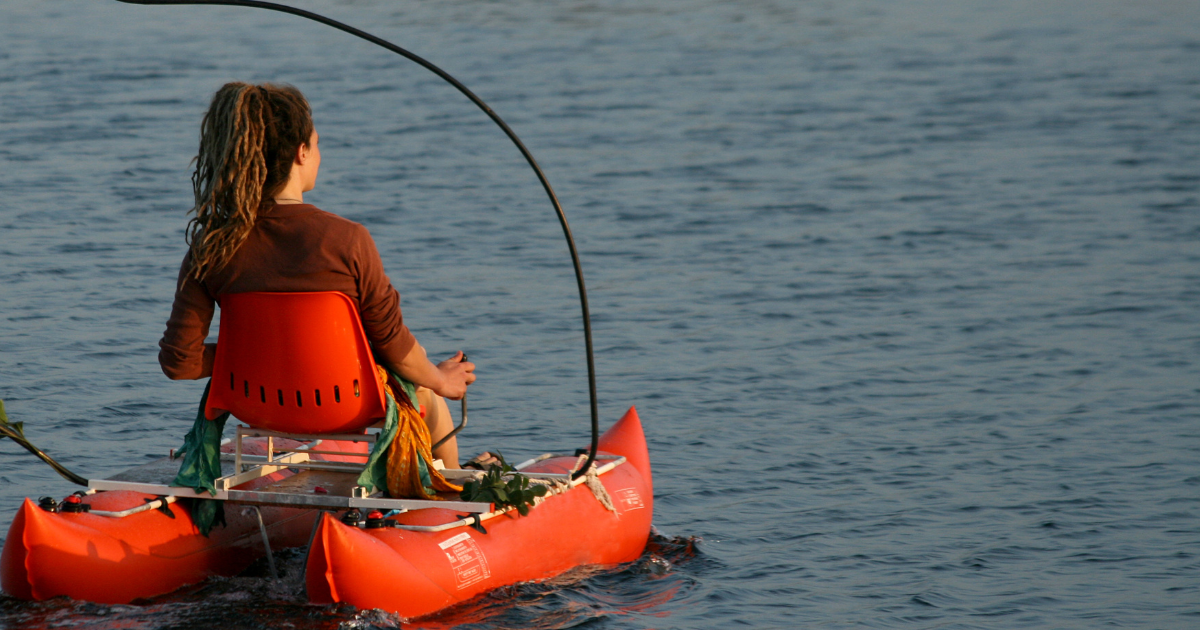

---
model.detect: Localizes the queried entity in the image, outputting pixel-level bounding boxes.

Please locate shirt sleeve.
[158,252,217,380]
[352,225,418,368]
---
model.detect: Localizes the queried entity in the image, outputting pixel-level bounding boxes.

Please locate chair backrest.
[204,292,387,434]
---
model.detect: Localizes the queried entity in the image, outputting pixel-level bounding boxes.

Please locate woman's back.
[159,202,416,382]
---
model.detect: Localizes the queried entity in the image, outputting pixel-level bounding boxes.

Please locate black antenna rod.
[115,0,601,479]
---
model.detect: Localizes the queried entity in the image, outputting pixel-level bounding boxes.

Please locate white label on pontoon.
[615,487,644,511]
[438,531,491,589]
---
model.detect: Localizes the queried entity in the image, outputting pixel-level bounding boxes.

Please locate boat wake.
[0,531,702,630]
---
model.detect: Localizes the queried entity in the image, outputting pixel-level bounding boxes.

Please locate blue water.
[2,0,1199,628]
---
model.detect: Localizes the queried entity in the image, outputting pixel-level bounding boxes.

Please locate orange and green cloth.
[358,365,462,499]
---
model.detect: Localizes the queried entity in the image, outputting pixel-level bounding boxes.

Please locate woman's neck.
[273,185,304,204]
[274,175,310,204]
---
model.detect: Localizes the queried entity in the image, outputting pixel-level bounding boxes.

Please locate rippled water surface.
[2,0,1199,628]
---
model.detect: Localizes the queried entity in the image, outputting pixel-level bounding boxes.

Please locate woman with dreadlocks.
[158,82,474,468]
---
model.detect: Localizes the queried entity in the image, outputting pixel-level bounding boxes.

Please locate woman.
[158,82,474,466]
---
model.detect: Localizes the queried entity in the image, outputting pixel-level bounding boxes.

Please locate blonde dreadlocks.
[186,82,313,281]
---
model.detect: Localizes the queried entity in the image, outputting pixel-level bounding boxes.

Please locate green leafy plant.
[459,452,548,516]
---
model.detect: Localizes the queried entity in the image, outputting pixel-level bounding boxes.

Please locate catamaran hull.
[1,492,314,603]
[305,406,653,618]
[0,438,367,603]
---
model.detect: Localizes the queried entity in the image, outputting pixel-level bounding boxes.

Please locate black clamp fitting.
[365,510,388,529]
[341,508,364,527]
[457,513,487,535]
[146,496,175,518]
[60,494,90,513]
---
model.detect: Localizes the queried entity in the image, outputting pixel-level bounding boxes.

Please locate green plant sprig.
[459,452,548,516]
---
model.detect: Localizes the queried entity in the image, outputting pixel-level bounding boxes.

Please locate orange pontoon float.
[307,407,652,618]
[0,437,368,603]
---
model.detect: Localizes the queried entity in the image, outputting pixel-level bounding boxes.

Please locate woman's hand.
[395,344,476,399]
[434,351,475,400]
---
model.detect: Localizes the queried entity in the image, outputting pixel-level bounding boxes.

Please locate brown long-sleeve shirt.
[158,203,417,380]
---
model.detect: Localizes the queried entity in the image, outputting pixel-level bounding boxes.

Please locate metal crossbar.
[85,478,494,512]
[86,424,493,513]
[85,426,622,519]
[224,425,382,489]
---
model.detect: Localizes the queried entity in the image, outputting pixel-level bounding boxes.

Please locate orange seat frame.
[204,292,387,434]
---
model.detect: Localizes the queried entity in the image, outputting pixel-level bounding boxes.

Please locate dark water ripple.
[3,0,1200,627]
[0,534,699,630]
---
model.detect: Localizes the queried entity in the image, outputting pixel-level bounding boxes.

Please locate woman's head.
[187,82,314,280]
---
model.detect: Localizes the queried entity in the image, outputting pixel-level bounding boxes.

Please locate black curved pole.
[1,400,89,486]
[115,0,601,479]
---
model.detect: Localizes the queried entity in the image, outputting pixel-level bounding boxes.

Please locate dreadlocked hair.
[187,82,313,281]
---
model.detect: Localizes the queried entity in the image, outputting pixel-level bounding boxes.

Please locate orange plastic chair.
[204,292,388,434]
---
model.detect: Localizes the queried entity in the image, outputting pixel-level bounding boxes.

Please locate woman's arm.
[394,345,475,400]
[351,225,474,397]
[159,253,217,380]
[346,223,474,397]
